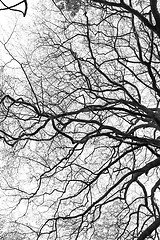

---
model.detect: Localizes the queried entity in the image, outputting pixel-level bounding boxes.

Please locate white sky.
[0,0,41,223]
[0,0,40,73]
[0,0,37,25]
[0,1,160,238]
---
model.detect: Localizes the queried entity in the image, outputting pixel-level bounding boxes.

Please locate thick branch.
[138,217,160,240]
[92,0,157,34]
[150,0,160,24]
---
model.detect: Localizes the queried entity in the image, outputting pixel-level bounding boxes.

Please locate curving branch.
[1,0,160,239]
[0,0,28,16]
[150,0,160,23]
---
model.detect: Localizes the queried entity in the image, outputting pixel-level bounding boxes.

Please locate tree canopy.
[1,0,160,239]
